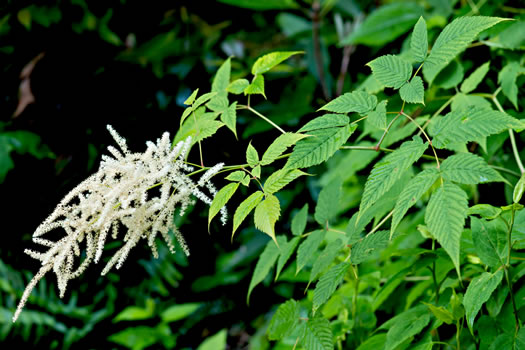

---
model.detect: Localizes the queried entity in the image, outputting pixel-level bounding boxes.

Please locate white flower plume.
[13,126,225,322]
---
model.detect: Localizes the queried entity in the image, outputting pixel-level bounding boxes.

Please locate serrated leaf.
[367,54,412,89]
[298,114,350,132]
[351,230,390,264]
[421,302,454,324]
[464,270,503,332]
[207,95,229,113]
[292,204,308,236]
[411,16,428,62]
[252,164,261,178]
[302,317,334,350]
[399,76,425,104]
[267,299,300,340]
[221,102,237,138]
[440,153,504,184]
[251,51,303,75]
[471,217,507,269]
[225,170,245,182]
[312,262,350,312]
[232,191,264,238]
[247,237,285,302]
[498,61,522,109]
[451,93,491,112]
[254,194,281,242]
[391,168,439,236]
[285,125,357,169]
[244,74,265,97]
[315,178,342,225]
[309,239,344,285]
[319,91,377,115]
[208,182,239,229]
[423,16,508,84]
[227,79,250,94]
[264,168,308,194]
[193,92,217,110]
[246,142,259,167]
[276,237,300,280]
[425,182,468,275]
[261,133,307,166]
[341,2,422,46]
[467,204,502,219]
[212,57,231,93]
[461,61,490,93]
[385,309,430,350]
[184,88,199,105]
[241,175,250,186]
[297,230,326,274]
[431,107,524,149]
[367,100,387,130]
[358,137,428,222]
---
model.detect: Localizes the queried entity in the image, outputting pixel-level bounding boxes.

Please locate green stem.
[490,95,525,174]
[375,113,401,150]
[420,95,454,132]
[401,112,441,170]
[366,209,394,237]
[238,105,286,134]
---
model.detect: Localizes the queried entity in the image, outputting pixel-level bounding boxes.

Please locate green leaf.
[232,191,264,238]
[261,133,307,166]
[267,299,300,341]
[471,217,507,269]
[212,57,231,93]
[244,74,265,97]
[315,178,342,225]
[209,183,239,229]
[432,107,524,149]
[356,334,387,350]
[264,168,308,194]
[298,114,350,132]
[425,182,468,275]
[251,51,303,75]
[160,303,201,323]
[399,76,425,104]
[358,137,428,222]
[434,60,464,89]
[254,194,281,242]
[312,262,350,311]
[302,317,334,350]
[291,204,309,236]
[391,168,439,236]
[285,125,357,169]
[385,308,430,350]
[175,109,224,145]
[422,302,454,324]
[297,230,326,274]
[252,164,261,178]
[247,237,284,302]
[184,88,199,105]
[108,326,162,350]
[207,95,229,113]
[246,142,259,167]
[514,174,525,204]
[221,102,237,138]
[467,204,502,219]
[351,230,390,265]
[440,153,505,184]
[464,270,503,332]
[367,54,412,89]
[276,237,300,280]
[309,239,344,285]
[197,329,227,350]
[225,170,245,182]
[227,79,250,94]
[498,61,523,110]
[411,16,428,62]
[367,100,387,130]
[341,2,422,46]
[113,299,155,322]
[461,61,490,94]
[423,16,508,84]
[319,91,377,115]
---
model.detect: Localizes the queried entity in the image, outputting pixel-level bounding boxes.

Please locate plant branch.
[238,105,287,134]
[312,0,330,100]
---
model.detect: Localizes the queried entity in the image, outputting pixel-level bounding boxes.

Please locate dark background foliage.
[1,0,524,349]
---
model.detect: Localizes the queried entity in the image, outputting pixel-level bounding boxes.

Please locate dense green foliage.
[2,0,525,349]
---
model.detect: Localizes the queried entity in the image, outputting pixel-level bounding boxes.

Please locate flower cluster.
[13,126,225,322]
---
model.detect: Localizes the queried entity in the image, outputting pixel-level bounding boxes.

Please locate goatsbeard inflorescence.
[13,126,225,322]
